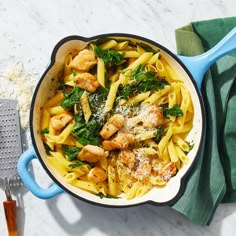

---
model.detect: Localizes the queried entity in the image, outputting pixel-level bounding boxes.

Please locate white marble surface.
[0,0,236,235]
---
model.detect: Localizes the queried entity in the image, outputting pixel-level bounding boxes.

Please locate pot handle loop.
[178,27,236,89]
[17,147,64,199]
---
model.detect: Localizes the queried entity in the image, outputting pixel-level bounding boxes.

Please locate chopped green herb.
[186,141,194,153]
[117,64,169,100]
[68,160,96,169]
[154,125,166,143]
[137,43,159,54]
[43,143,52,155]
[71,112,102,146]
[93,45,125,69]
[162,104,184,118]
[62,145,82,161]
[96,192,120,199]
[58,78,66,92]
[132,64,169,92]
[68,161,86,168]
[136,77,169,93]
[41,128,49,135]
[118,84,133,101]
[72,69,77,76]
[88,86,108,114]
[61,86,84,109]
[93,38,112,46]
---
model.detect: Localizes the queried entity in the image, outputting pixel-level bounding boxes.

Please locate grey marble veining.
[0,0,236,235]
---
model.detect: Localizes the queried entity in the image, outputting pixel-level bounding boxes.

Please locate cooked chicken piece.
[134,162,152,180]
[78,145,107,163]
[87,166,108,183]
[74,72,99,92]
[102,133,134,151]
[118,149,136,169]
[142,105,164,128]
[159,162,176,181]
[50,111,73,131]
[100,114,125,139]
[71,49,97,71]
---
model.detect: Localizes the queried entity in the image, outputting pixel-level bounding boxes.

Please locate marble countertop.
[0,0,236,235]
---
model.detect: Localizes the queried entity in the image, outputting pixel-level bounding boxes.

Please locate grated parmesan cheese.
[0,63,37,129]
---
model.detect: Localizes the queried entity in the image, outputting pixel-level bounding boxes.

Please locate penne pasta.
[113,41,129,50]
[167,139,179,162]
[47,106,65,115]
[41,38,195,200]
[80,91,92,123]
[126,52,153,70]
[158,126,172,155]
[97,58,106,87]
[99,39,118,50]
[44,92,64,108]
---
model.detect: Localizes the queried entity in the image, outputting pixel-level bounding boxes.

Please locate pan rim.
[29,33,206,206]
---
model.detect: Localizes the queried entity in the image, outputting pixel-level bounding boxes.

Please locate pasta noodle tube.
[142,85,171,105]
[45,120,75,144]
[172,82,182,105]
[70,179,99,194]
[150,176,166,186]
[135,184,152,198]
[109,73,119,84]
[44,92,64,108]
[155,59,168,79]
[107,166,120,196]
[137,45,146,55]
[64,54,73,76]
[50,151,71,170]
[167,139,179,162]
[99,39,118,50]
[97,58,106,87]
[162,146,170,163]
[175,146,189,164]
[47,106,65,115]
[126,91,150,106]
[147,52,160,65]
[120,51,140,58]
[126,52,153,70]
[46,122,56,151]
[103,80,120,113]
[172,122,193,135]
[80,91,92,123]
[47,156,68,176]
[41,108,50,130]
[168,92,177,122]
[165,62,182,82]
[157,126,172,156]
[178,93,190,127]
[95,183,108,196]
[172,135,190,152]
[64,172,82,183]
[71,164,91,175]
[113,41,129,50]
[126,182,139,200]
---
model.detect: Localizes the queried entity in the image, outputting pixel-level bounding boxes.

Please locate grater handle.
[3,200,18,236]
[17,147,64,199]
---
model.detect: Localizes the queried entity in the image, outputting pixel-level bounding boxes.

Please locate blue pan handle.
[177,27,236,89]
[17,147,64,199]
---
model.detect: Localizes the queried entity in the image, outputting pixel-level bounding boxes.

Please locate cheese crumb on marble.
[0,63,37,129]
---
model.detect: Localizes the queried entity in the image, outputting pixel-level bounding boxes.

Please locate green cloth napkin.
[171,17,236,225]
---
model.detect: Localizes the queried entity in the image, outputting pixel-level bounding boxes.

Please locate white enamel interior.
[31,36,204,206]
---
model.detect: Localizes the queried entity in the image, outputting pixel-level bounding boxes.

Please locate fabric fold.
[171,17,236,225]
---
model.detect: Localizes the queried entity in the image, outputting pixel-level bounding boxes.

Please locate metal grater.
[0,99,22,181]
[0,99,22,235]
[0,99,23,196]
